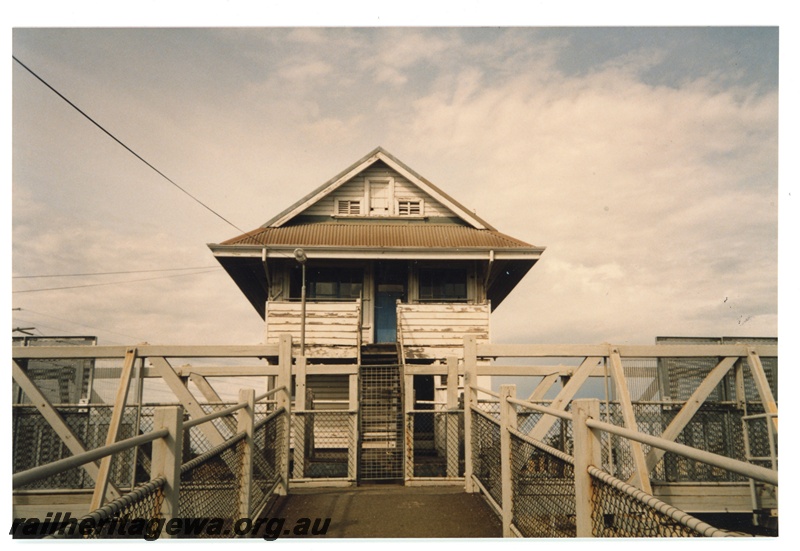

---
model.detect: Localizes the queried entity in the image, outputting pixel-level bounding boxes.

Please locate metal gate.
[359,363,404,481]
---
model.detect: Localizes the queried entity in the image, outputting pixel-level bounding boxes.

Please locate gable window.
[367,178,393,216]
[397,199,423,216]
[418,268,468,302]
[336,199,362,216]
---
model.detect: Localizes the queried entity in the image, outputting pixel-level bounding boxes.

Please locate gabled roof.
[263,146,496,230]
[209,148,546,316]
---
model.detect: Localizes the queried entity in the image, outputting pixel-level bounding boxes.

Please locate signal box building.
[209,147,544,364]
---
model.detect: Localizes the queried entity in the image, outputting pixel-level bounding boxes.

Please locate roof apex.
[262,147,496,231]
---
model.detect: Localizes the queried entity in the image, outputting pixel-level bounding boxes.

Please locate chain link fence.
[588,467,734,537]
[12,404,156,491]
[291,411,354,479]
[471,409,502,507]
[251,410,285,515]
[510,431,576,537]
[41,405,288,540]
[178,432,245,537]
[47,477,167,540]
[406,410,463,478]
[598,402,771,483]
[471,397,742,538]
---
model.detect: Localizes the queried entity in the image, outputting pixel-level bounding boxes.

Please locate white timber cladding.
[265,301,361,358]
[303,164,451,218]
[268,260,484,346]
[397,303,490,360]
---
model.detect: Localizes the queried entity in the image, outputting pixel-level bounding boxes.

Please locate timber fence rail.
[403,357,464,483]
[464,382,778,537]
[461,336,778,536]
[35,385,292,539]
[12,338,297,540]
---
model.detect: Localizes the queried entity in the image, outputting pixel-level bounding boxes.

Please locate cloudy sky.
[8,16,788,357]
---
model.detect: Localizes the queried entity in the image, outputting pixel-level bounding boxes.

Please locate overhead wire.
[11,56,257,342]
[12,268,220,294]
[13,265,221,279]
[12,55,246,234]
[13,308,145,343]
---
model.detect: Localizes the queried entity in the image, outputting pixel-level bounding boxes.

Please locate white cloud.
[10,28,778,353]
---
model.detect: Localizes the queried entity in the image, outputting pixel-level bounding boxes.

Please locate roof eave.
[208,242,545,261]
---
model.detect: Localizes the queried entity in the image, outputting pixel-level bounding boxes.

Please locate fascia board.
[209,244,544,261]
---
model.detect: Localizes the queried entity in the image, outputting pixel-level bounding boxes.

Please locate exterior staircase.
[358,344,404,482]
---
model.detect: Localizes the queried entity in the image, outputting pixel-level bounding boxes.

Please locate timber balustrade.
[12,334,778,537]
[13,382,292,538]
[12,337,297,538]
[459,333,779,538]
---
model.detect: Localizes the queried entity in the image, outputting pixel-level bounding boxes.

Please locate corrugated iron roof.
[219,223,538,250]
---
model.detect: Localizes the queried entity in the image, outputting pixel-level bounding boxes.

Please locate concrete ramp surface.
[263,486,502,538]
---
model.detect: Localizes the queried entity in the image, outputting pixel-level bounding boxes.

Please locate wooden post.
[11,360,121,500]
[276,334,292,495]
[404,365,415,483]
[446,356,459,478]
[293,356,307,479]
[464,336,478,493]
[151,356,225,447]
[527,356,601,441]
[152,406,183,536]
[746,348,778,433]
[90,347,137,511]
[573,399,601,538]
[608,347,652,494]
[237,388,255,519]
[348,372,359,481]
[637,356,738,479]
[189,373,237,431]
[499,384,517,537]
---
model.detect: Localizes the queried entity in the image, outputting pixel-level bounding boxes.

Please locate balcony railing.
[265,299,362,358]
[397,302,490,360]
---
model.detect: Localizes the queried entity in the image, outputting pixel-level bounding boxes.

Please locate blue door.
[375,289,403,343]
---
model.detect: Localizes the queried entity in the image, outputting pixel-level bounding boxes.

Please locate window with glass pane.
[418,268,467,302]
[292,267,364,300]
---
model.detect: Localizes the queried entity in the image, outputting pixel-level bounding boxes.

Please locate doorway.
[374,262,407,344]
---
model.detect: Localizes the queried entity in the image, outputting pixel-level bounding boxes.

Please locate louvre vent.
[397,200,422,216]
[337,200,361,215]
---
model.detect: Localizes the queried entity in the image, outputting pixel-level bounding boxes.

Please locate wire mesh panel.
[472,409,502,506]
[12,337,96,405]
[621,358,660,401]
[661,406,747,482]
[743,411,777,470]
[47,478,167,540]
[407,411,463,478]
[12,405,92,490]
[589,469,732,537]
[178,436,245,537]
[510,432,576,537]
[12,404,156,491]
[292,411,354,479]
[476,400,500,418]
[183,406,237,461]
[655,337,778,402]
[359,365,403,481]
[599,402,658,482]
[598,402,757,483]
[251,410,285,515]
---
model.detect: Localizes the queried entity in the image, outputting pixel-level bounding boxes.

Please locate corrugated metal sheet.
[220,223,537,249]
